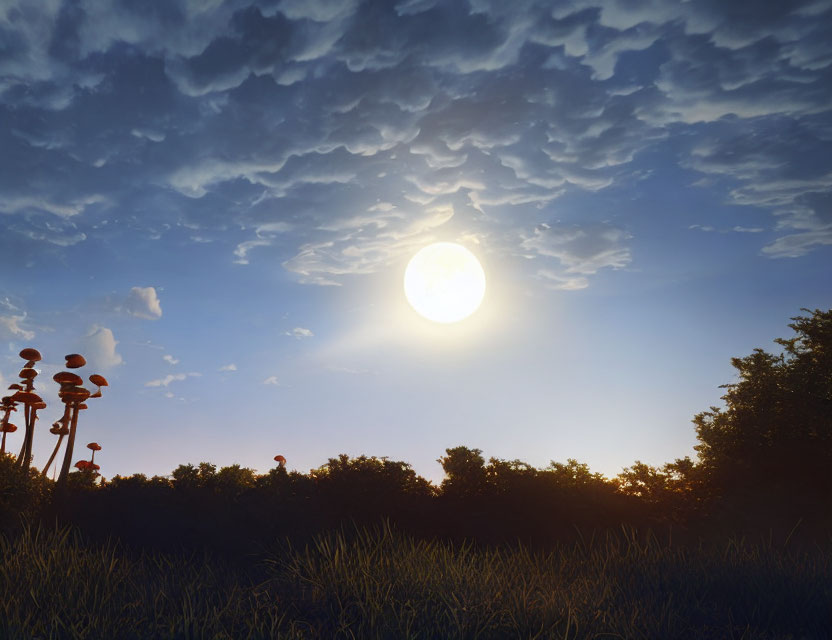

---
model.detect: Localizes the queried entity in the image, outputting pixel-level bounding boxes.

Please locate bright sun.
[404,242,486,323]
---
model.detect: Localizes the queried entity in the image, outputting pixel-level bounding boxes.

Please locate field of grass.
[1,521,829,639]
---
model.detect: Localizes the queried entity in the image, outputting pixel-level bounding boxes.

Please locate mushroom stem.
[56,403,81,487]
[21,406,38,470]
[42,406,71,478]
[16,404,30,467]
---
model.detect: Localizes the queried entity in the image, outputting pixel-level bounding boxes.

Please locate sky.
[1,0,830,484]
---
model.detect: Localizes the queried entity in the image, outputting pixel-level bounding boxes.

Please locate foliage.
[0,454,51,529]
[1,521,829,640]
[693,308,832,524]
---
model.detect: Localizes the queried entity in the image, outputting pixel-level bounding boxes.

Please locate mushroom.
[54,354,108,488]
[42,413,71,478]
[274,454,287,467]
[87,442,101,465]
[74,460,91,471]
[19,348,42,369]
[88,374,108,398]
[11,390,44,471]
[64,354,86,369]
[0,422,17,456]
[18,368,38,381]
[54,372,83,386]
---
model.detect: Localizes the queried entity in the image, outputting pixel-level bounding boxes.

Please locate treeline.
[1,308,830,553]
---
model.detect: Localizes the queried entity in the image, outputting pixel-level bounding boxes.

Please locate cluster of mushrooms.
[0,348,108,486]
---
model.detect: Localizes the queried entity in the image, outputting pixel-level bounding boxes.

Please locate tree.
[693,309,832,516]
[437,446,486,497]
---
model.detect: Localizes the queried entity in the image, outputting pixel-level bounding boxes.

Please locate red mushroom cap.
[65,354,86,369]
[11,391,42,404]
[19,348,42,363]
[89,463,100,471]
[32,402,47,410]
[89,374,109,387]
[18,369,37,380]
[75,460,91,470]
[274,455,287,466]
[78,403,88,410]
[1,423,17,433]
[54,372,84,386]
[87,442,102,451]
[7,384,22,391]
[59,386,91,403]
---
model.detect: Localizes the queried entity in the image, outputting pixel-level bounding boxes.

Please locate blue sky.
[1,0,830,483]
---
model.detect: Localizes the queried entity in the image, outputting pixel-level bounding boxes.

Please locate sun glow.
[404,243,486,323]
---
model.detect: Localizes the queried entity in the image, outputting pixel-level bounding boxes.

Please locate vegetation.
[0,308,830,638]
[1,521,828,640]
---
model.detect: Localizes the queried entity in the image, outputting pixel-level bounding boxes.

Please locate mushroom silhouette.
[42,415,71,478]
[54,355,108,488]
[12,387,43,471]
[87,442,101,465]
[14,348,45,470]
[274,455,287,468]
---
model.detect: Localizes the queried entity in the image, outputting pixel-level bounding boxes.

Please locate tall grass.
[1,522,829,639]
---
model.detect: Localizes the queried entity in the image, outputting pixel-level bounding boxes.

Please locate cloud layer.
[1,0,830,287]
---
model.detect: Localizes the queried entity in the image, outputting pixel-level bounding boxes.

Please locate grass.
[1,521,829,639]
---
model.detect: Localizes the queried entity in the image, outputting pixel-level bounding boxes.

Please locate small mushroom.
[7,384,22,391]
[32,402,47,411]
[65,354,86,369]
[19,348,42,368]
[18,369,38,380]
[274,455,287,467]
[49,423,67,435]
[88,374,108,398]
[0,422,17,455]
[87,442,101,465]
[75,460,91,470]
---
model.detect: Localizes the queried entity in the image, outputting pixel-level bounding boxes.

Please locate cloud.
[1,0,830,291]
[163,354,179,365]
[125,287,162,319]
[0,314,35,341]
[145,372,201,387]
[263,376,281,385]
[219,363,237,371]
[285,327,314,339]
[522,223,632,276]
[81,326,123,369]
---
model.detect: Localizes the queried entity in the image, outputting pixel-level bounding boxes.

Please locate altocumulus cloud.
[0,0,829,288]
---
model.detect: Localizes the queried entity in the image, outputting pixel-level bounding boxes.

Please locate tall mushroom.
[14,348,42,470]
[41,395,85,478]
[13,390,43,470]
[54,356,106,488]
